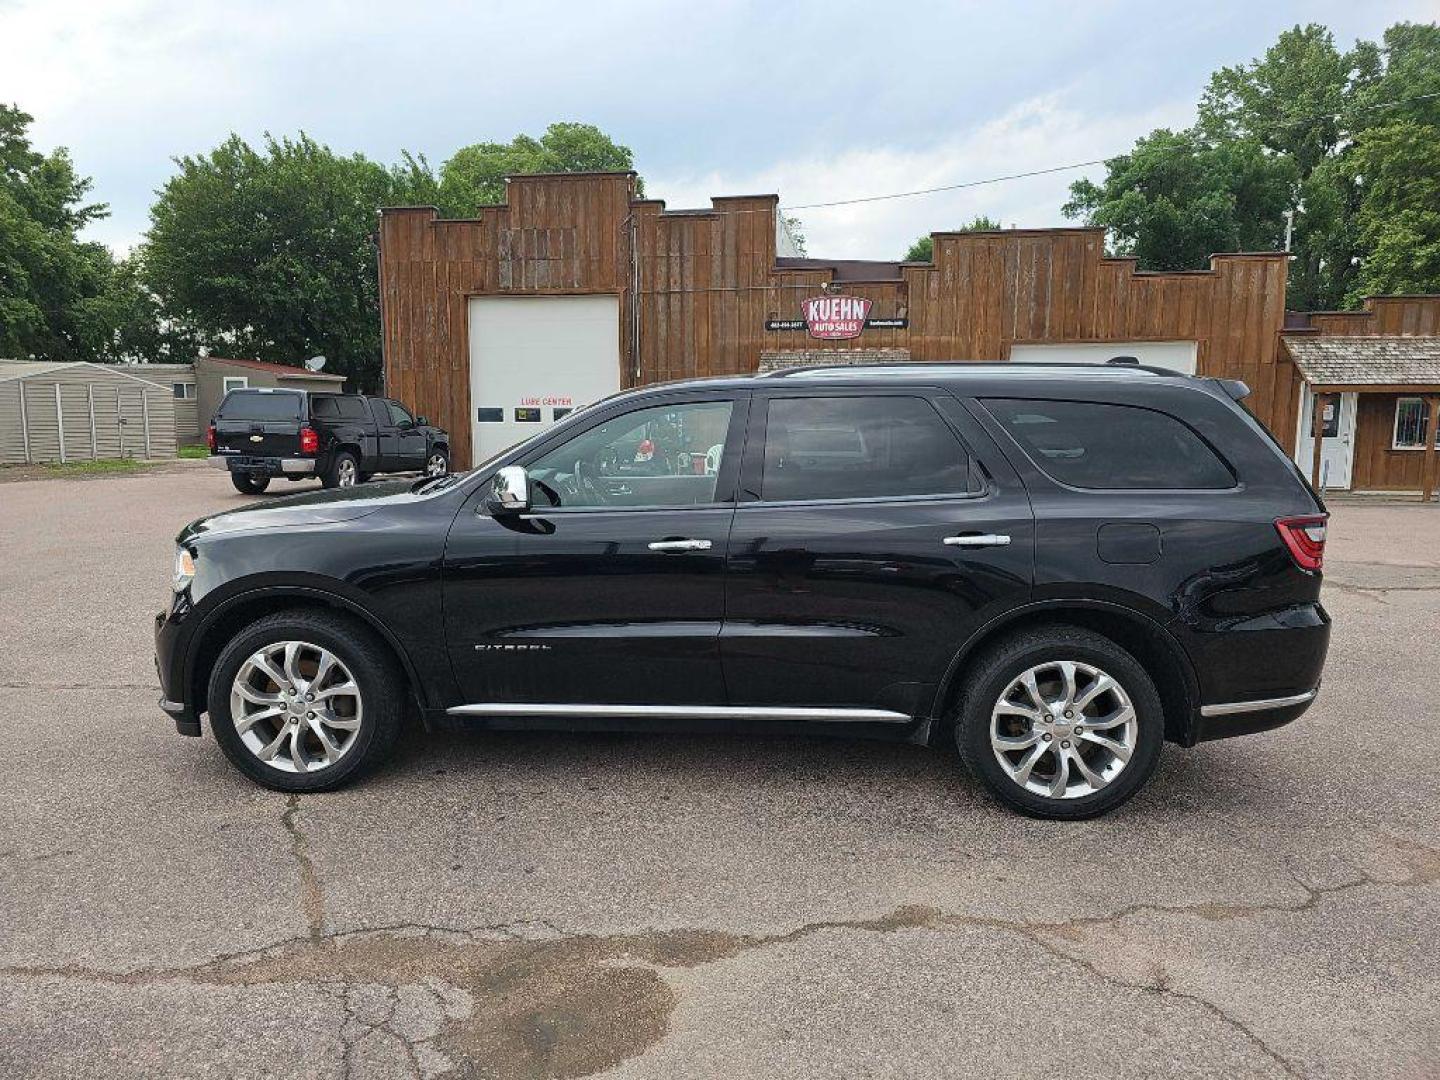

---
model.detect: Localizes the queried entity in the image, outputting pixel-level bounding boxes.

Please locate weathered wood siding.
[380,174,1295,468]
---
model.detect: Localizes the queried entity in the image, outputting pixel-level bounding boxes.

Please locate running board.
[445,703,913,723]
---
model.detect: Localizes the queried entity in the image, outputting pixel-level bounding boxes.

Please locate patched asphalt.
[1,468,1437,1078]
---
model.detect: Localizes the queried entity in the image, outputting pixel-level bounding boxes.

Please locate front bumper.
[155,605,200,736]
[211,454,316,476]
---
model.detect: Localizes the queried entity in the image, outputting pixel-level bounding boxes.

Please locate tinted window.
[529,400,733,509]
[985,398,1234,489]
[761,396,969,502]
[387,401,414,426]
[216,391,302,421]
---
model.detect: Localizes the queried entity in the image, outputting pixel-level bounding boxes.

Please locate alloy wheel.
[425,453,447,477]
[989,659,1138,800]
[337,459,357,487]
[229,640,363,773]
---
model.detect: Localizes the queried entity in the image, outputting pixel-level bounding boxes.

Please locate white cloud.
[648,92,1198,260]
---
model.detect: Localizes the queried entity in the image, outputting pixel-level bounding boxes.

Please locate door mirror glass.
[490,465,530,513]
[416,416,429,426]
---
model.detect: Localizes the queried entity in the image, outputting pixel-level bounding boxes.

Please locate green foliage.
[436,123,641,216]
[0,104,125,361]
[903,216,1005,262]
[141,133,397,389]
[1067,21,1440,308]
[1063,131,1294,271]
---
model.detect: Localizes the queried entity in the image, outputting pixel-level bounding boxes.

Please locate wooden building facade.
[378,171,1434,496]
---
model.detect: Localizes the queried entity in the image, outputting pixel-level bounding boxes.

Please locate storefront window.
[1393,398,1438,450]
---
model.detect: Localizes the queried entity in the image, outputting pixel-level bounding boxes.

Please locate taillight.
[206,425,216,451]
[299,427,319,454]
[1275,515,1327,572]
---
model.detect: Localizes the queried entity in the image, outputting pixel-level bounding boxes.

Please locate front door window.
[527,400,734,509]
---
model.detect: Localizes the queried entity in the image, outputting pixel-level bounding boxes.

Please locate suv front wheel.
[206,610,404,792]
[955,626,1164,819]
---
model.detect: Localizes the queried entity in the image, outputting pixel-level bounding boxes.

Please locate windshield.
[217,391,303,421]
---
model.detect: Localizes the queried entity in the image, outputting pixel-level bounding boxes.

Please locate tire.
[954,626,1164,819]
[230,472,271,495]
[423,448,450,478]
[322,451,359,489]
[206,609,404,792]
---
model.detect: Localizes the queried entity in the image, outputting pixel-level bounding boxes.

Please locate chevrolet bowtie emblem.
[249,435,264,442]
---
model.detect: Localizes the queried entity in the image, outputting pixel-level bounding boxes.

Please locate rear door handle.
[943,534,1011,548]
[648,539,713,553]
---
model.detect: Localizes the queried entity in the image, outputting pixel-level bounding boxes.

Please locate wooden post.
[1422,394,1440,504]
[1309,389,1327,491]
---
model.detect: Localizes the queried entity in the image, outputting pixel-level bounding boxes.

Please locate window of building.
[1393,398,1439,450]
[222,376,249,394]
[984,398,1234,490]
[172,382,196,399]
[528,400,734,509]
[760,396,970,502]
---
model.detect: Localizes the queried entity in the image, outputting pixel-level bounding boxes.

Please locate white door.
[468,295,622,463]
[1008,340,1198,374]
[1296,388,1356,490]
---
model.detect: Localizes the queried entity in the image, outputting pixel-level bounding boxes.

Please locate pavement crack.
[282,794,327,943]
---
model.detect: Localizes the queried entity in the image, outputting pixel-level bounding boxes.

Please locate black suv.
[158,364,1330,818]
[208,388,450,494]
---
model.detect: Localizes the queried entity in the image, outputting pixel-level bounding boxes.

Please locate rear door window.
[984,398,1234,489]
[216,391,302,421]
[760,396,971,502]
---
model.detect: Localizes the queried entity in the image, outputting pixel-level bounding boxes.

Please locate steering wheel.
[573,457,609,505]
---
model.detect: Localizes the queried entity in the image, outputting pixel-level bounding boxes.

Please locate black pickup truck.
[207,388,450,494]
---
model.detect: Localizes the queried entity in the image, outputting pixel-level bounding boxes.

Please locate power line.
[759,89,1440,216]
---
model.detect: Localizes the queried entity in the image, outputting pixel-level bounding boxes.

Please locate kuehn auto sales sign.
[765,295,907,339]
[802,294,872,339]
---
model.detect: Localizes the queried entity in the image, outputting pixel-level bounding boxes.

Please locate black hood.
[178,479,426,543]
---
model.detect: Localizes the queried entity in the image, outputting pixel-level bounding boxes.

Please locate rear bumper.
[1191,687,1319,742]
[211,455,316,475]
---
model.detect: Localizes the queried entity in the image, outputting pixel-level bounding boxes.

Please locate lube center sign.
[764,294,907,339]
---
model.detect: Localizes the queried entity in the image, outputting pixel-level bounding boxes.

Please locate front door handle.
[648,539,713,553]
[943,534,1012,548]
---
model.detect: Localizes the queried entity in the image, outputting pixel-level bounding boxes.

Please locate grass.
[42,457,152,475]
[177,444,210,459]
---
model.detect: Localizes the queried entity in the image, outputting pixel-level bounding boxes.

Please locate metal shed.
[0,360,179,465]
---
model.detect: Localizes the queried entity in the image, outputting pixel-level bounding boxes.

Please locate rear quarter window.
[983,398,1235,490]
[216,391,302,421]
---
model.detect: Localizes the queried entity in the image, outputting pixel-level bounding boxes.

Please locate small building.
[1282,299,1440,498]
[376,171,1440,499]
[0,360,180,464]
[120,357,346,444]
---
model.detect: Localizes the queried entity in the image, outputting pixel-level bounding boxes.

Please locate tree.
[1063,130,1295,271]
[436,122,642,216]
[141,133,398,389]
[903,216,1004,262]
[0,103,134,362]
[1344,23,1440,301]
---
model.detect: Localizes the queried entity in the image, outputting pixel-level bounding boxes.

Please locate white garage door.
[468,295,622,463]
[1009,341,1198,374]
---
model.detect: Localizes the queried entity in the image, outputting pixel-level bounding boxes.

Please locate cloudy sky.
[4,0,1435,260]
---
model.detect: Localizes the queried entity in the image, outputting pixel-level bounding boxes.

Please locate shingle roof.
[1283,335,1440,387]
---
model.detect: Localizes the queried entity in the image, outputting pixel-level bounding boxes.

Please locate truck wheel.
[424,449,450,477]
[231,473,271,495]
[207,609,404,792]
[322,451,359,489]
[954,626,1164,820]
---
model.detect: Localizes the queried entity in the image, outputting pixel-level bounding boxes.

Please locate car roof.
[629,362,1200,395]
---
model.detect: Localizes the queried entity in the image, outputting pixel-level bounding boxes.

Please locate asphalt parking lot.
[2,464,1438,1079]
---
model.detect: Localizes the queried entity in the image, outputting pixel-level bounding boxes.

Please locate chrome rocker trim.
[446,703,913,723]
[1198,689,1317,717]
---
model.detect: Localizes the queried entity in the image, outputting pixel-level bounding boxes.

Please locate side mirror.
[489,465,530,514]
[416,416,429,426]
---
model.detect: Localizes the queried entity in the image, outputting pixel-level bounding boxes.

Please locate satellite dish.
[305,355,327,371]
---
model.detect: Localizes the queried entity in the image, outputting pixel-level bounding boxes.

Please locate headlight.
[172,546,196,593]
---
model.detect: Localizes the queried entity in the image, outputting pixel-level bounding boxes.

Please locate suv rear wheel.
[955,626,1164,819]
[230,473,270,495]
[323,451,359,489]
[206,610,404,792]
